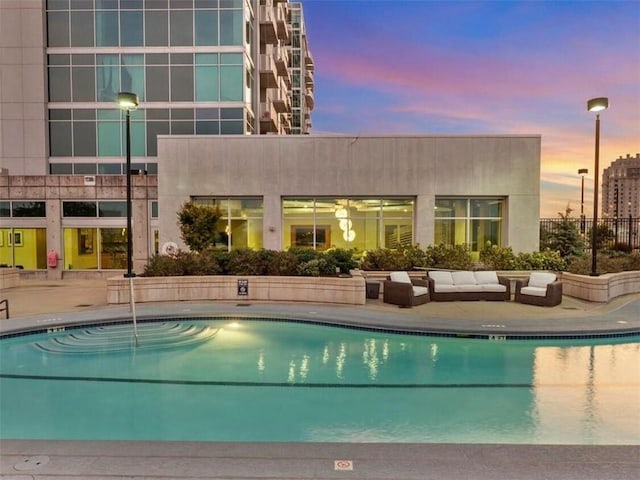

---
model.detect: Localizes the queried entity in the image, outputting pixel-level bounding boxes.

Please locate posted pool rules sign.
[237,279,248,296]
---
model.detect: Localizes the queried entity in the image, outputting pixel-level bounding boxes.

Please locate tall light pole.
[578,168,588,235]
[117,91,139,345]
[587,97,608,276]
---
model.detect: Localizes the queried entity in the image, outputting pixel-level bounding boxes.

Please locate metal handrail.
[0,299,8,319]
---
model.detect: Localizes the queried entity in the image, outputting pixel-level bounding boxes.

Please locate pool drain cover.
[14,455,50,471]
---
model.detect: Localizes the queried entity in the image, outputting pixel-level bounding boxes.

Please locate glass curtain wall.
[434,198,505,253]
[282,198,414,251]
[46,0,253,173]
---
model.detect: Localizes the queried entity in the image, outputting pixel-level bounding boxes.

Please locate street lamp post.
[117,91,139,345]
[578,168,588,234]
[587,97,608,276]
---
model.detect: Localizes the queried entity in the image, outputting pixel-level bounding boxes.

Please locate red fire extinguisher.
[47,249,58,268]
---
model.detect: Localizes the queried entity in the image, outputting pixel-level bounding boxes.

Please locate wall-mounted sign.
[237,279,248,296]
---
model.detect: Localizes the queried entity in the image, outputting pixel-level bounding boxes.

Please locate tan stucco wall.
[157,134,541,253]
[0,0,48,175]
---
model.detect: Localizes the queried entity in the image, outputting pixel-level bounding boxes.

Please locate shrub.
[143,250,219,276]
[567,252,640,275]
[517,250,566,271]
[425,244,473,270]
[323,248,359,274]
[360,248,411,271]
[260,250,299,276]
[480,245,519,270]
[297,258,326,277]
[143,253,183,276]
[226,248,265,275]
[402,244,430,270]
[287,247,322,264]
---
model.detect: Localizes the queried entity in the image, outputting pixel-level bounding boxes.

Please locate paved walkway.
[1,279,639,479]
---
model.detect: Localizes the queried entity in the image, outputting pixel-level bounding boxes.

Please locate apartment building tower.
[602,153,640,219]
[0,0,314,272]
[1,0,314,177]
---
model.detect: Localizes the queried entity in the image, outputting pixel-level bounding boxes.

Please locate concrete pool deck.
[1,279,639,479]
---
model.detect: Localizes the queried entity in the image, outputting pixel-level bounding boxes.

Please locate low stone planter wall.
[561,271,640,303]
[107,273,366,306]
[0,269,20,290]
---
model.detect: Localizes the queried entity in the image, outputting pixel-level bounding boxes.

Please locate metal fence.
[540,217,640,251]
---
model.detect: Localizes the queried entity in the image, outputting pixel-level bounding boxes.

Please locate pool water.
[1,319,639,444]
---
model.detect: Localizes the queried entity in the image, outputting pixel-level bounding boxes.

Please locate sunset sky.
[301,0,640,217]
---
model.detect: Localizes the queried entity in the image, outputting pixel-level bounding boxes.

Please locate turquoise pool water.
[1,319,639,444]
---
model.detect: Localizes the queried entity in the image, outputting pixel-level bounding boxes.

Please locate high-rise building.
[0,0,314,177]
[602,153,640,218]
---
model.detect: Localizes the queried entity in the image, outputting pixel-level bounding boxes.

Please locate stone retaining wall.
[107,274,366,305]
[0,269,20,290]
[561,271,640,303]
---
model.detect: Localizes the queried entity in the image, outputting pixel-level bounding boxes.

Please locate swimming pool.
[1,318,639,444]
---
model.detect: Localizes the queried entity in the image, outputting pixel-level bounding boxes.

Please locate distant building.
[602,154,640,218]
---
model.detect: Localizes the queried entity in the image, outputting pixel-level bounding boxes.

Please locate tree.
[543,205,584,258]
[589,223,615,250]
[177,202,221,253]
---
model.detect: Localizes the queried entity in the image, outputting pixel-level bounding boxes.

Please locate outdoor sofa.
[383,271,430,307]
[427,270,511,301]
[515,272,563,306]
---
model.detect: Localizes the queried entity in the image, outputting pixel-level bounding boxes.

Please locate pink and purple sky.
[301,0,640,217]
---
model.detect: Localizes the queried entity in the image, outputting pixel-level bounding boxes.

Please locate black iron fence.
[540,216,640,251]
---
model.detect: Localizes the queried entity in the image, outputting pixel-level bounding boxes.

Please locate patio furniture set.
[380,270,562,308]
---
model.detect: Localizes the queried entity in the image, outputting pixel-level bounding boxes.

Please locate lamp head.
[578,168,588,175]
[587,97,608,112]
[117,92,139,110]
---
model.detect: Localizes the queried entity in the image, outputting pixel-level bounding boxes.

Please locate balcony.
[273,45,289,76]
[259,5,277,45]
[281,113,291,134]
[305,89,314,110]
[305,69,314,88]
[305,50,315,71]
[275,3,290,42]
[270,89,290,114]
[259,101,278,133]
[259,54,278,89]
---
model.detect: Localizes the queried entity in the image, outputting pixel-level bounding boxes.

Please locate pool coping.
[1,439,639,479]
[2,295,639,340]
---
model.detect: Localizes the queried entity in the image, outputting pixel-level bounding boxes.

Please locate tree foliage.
[177,202,221,253]
[541,205,584,258]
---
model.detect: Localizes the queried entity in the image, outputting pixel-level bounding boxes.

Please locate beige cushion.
[529,272,556,288]
[474,271,499,285]
[429,271,453,285]
[434,284,458,293]
[390,271,412,284]
[481,283,507,293]
[453,284,483,292]
[521,286,548,297]
[413,286,429,297]
[451,271,477,285]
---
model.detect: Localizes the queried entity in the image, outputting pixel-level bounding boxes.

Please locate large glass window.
[120,9,143,46]
[282,198,414,251]
[434,197,505,253]
[62,227,129,270]
[219,9,243,45]
[11,202,47,218]
[195,9,218,45]
[192,197,263,251]
[0,228,47,269]
[145,10,168,46]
